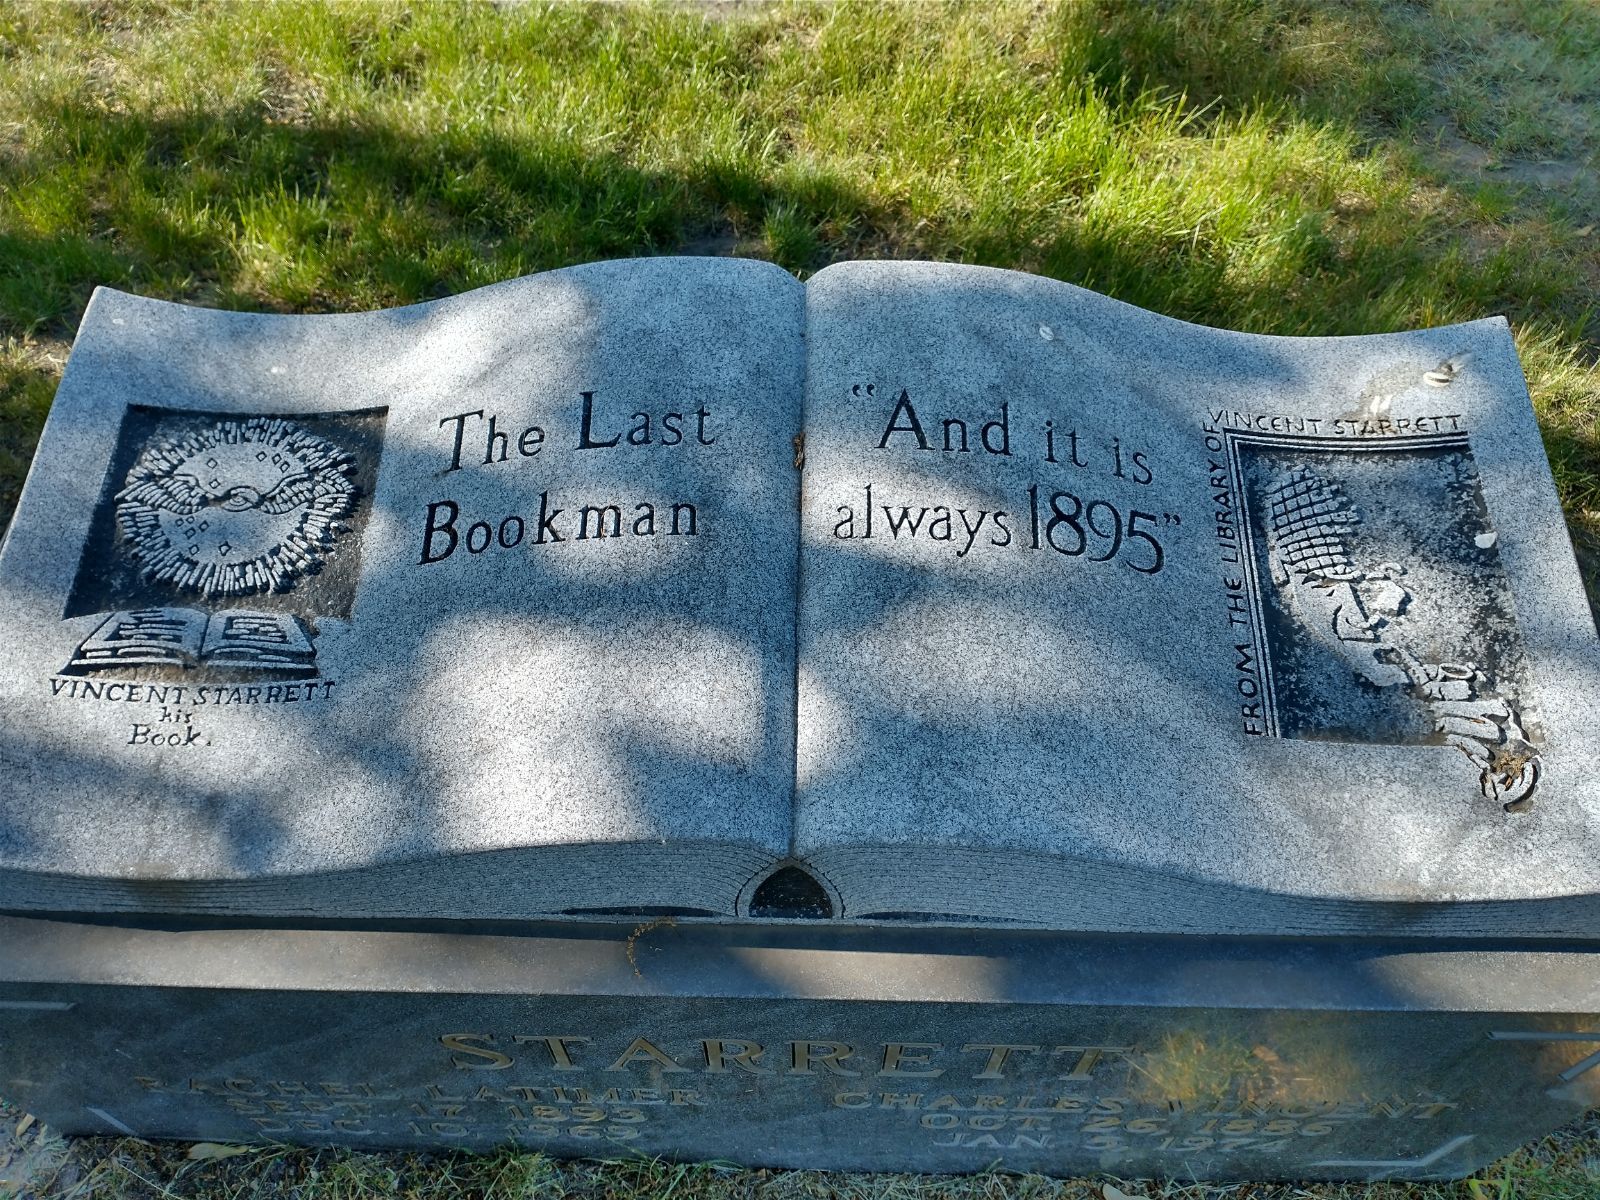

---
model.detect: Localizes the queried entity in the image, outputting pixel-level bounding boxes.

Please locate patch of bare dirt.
[1424,115,1598,202]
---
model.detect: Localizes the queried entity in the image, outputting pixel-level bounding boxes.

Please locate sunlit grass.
[13,0,1585,563]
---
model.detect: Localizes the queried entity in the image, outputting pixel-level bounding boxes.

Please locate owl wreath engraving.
[116,418,360,598]
[63,418,362,680]
[1265,469,1541,812]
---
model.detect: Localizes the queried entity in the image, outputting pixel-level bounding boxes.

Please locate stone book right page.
[793,261,1600,935]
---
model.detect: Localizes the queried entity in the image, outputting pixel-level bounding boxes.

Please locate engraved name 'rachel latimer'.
[124,1032,1466,1159]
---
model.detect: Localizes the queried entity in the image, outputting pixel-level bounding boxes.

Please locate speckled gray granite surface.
[0,258,803,917]
[796,261,1600,928]
[4,257,1599,931]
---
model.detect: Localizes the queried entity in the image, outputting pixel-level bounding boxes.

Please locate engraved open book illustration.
[2,257,1598,935]
[67,608,316,675]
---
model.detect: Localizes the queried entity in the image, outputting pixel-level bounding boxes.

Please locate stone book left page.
[0,258,803,920]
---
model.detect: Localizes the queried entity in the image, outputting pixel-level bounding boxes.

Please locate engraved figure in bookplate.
[1218,425,1541,812]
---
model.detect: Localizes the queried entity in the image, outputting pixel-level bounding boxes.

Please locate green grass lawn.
[1,0,1599,1196]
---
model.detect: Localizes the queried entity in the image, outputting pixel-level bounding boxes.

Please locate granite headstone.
[5,917,1600,1182]
[3,258,1599,1179]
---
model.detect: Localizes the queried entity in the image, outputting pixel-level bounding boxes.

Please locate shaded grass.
[1,1,1600,1196]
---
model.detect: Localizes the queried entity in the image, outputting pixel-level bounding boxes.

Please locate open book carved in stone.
[2,258,1597,934]
[66,608,316,676]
